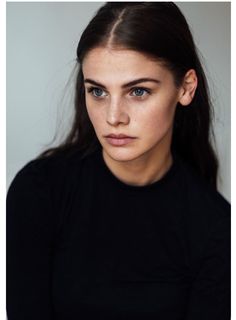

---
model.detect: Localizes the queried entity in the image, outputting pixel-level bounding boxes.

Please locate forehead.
[82,47,171,82]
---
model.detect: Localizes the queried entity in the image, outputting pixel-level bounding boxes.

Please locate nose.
[106,97,130,126]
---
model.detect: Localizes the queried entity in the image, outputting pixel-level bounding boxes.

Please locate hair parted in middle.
[39,2,218,188]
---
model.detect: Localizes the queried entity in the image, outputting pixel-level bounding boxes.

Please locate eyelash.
[86,86,151,99]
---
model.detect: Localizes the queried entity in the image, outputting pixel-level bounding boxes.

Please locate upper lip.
[105,134,136,139]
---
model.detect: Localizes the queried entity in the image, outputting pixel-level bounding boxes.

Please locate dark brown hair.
[39,2,218,188]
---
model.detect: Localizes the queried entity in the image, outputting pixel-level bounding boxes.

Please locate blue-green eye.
[131,87,150,97]
[87,87,107,98]
[93,88,103,97]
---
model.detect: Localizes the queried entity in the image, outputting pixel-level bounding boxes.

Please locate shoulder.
[8,147,88,192]
[7,147,96,216]
[7,147,93,238]
[176,155,230,232]
[174,156,230,268]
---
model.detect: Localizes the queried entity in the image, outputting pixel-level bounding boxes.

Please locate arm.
[186,212,231,320]
[7,162,55,319]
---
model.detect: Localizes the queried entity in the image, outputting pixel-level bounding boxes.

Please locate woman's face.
[83,47,183,163]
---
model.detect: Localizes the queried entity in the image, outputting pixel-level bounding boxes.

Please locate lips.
[105,134,135,139]
[104,133,137,146]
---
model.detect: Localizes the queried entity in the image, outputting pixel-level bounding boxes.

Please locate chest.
[51,188,192,319]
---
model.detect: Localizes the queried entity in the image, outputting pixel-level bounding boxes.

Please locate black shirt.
[7,148,230,319]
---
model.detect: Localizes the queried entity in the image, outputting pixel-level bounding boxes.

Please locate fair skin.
[83,47,197,186]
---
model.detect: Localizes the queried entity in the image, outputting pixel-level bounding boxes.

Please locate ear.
[178,69,198,106]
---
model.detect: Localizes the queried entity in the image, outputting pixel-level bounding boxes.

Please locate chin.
[103,146,144,163]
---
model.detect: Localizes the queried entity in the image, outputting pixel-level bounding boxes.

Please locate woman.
[7,2,230,319]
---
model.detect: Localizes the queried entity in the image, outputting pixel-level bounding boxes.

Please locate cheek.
[139,101,176,134]
[86,102,104,132]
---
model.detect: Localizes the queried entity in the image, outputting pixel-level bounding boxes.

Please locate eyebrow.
[84,77,161,89]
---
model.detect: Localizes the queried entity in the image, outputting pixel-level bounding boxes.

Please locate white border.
[230,0,234,319]
[3,1,233,319]
[2,0,6,319]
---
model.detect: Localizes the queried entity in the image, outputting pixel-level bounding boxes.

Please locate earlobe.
[178,69,198,106]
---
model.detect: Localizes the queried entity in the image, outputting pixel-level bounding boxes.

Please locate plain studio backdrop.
[6,2,231,202]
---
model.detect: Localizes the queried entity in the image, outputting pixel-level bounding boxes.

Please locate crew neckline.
[94,148,180,192]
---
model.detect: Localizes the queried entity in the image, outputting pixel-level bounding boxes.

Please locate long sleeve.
[186,211,231,320]
[7,162,55,319]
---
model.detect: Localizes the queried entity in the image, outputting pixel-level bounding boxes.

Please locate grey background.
[6,2,231,201]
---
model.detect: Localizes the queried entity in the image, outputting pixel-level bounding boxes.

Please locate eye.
[130,87,150,97]
[87,87,107,98]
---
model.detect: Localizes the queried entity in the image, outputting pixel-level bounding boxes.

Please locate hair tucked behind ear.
[38,2,218,189]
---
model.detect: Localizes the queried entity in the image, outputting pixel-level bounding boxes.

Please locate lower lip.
[105,137,136,146]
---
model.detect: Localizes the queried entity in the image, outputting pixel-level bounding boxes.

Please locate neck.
[102,148,173,187]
